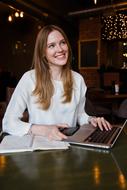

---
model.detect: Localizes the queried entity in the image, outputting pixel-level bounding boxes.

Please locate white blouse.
[2,69,89,136]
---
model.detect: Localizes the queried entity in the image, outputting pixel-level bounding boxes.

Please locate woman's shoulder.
[71,70,84,82]
[20,69,35,81]
[22,69,35,78]
[18,70,35,86]
[71,70,87,91]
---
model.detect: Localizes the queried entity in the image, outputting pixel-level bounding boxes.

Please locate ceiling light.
[15,11,19,17]
[20,12,24,18]
[8,15,13,22]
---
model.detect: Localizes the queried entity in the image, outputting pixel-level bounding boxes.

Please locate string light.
[15,11,19,17]
[101,13,127,40]
[8,10,24,22]
[20,11,24,18]
[8,15,13,22]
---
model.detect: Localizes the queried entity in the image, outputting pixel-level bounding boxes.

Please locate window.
[78,39,100,69]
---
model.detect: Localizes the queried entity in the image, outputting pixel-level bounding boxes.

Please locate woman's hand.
[30,123,69,141]
[89,116,112,131]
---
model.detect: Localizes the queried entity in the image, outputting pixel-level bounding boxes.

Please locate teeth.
[57,54,64,56]
[56,55,65,58]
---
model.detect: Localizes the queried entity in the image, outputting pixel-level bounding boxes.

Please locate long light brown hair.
[31,25,73,110]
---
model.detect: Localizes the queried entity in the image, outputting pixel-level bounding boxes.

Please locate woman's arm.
[77,75,112,130]
[2,72,32,136]
[30,123,68,140]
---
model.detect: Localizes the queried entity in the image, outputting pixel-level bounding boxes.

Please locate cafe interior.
[0,0,127,124]
[1,1,127,190]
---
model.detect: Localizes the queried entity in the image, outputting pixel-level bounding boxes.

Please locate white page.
[0,135,70,154]
[32,136,70,150]
[0,135,33,153]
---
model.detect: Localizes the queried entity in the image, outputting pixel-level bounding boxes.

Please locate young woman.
[2,25,111,140]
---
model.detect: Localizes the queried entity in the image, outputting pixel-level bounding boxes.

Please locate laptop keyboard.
[84,127,121,144]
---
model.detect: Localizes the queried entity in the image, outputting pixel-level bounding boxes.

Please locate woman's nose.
[56,44,63,51]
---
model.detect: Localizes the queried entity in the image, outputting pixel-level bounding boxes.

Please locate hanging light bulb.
[94,0,97,4]
[20,11,24,18]
[8,15,12,22]
[15,11,19,17]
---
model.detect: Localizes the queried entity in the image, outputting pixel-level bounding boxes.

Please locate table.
[0,130,127,190]
[104,93,127,99]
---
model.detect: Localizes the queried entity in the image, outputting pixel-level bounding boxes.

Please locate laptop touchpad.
[67,124,95,142]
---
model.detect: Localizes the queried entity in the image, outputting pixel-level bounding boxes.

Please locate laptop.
[63,119,127,149]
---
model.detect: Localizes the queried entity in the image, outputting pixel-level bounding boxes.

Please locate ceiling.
[0,0,127,24]
[28,0,127,16]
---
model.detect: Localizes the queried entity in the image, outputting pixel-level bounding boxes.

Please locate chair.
[0,101,6,128]
[111,99,127,124]
[85,87,112,120]
[6,87,29,122]
[6,87,15,105]
[117,99,127,119]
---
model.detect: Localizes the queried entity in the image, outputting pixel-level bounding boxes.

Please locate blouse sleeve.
[77,76,89,125]
[2,73,32,136]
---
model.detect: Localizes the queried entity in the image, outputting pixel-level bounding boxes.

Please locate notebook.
[65,120,127,149]
[0,134,70,154]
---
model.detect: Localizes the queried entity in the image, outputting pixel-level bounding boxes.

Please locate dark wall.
[0,14,42,101]
[0,15,40,81]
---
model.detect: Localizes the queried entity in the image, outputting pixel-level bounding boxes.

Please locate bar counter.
[0,128,127,190]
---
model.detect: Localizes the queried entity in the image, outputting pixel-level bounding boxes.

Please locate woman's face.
[45,30,69,67]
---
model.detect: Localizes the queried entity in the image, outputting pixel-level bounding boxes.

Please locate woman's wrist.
[88,116,97,124]
[30,124,46,136]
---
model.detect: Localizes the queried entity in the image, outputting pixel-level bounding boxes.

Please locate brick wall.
[78,17,107,88]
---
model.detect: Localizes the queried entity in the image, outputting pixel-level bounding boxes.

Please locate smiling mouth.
[55,53,66,58]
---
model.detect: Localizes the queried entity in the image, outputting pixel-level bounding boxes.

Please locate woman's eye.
[48,44,55,48]
[61,40,66,45]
